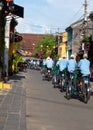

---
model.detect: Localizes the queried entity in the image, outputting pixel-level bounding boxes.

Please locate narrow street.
[0,69,93,130]
[1,1,93,130]
[25,69,93,130]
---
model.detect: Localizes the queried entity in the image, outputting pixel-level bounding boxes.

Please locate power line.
[64,0,93,27]
[16,1,93,33]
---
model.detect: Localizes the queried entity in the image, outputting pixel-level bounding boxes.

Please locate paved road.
[25,69,93,130]
[0,69,93,130]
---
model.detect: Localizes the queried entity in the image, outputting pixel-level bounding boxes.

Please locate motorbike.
[43,68,53,81]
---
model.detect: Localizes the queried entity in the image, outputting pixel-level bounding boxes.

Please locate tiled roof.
[19,33,51,56]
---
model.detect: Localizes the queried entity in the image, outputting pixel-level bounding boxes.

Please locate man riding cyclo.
[76,53,90,87]
[43,56,54,80]
[67,53,90,95]
[67,54,77,78]
[66,54,77,94]
[56,56,68,91]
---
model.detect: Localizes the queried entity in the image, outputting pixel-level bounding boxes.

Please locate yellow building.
[58,32,68,58]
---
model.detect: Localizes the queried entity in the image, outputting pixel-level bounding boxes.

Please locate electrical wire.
[17,0,93,34]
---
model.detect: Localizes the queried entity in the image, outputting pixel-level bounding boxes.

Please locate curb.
[0,81,12,89]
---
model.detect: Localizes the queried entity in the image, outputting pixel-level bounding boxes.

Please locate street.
[0,1,93,130]
[25,69,93,130]
[0,69,93,130]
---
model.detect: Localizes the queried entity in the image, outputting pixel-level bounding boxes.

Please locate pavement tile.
[0,72,26,130]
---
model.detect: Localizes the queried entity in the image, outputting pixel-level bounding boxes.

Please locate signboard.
[12,4,24,18]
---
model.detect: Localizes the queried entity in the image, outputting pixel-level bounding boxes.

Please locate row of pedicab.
[41,65,92,104]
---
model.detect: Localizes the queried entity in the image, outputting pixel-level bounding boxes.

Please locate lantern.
[6,0,13,2]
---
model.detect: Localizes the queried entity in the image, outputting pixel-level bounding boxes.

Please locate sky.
[14,0,93,34]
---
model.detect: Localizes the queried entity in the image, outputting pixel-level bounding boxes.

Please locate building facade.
[58,32,68,58]
[66,16,93,59]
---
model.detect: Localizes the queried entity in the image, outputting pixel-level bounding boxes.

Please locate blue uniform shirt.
[67,59,76,72]
[56,59,68,71]
[45,58,54,69]
[78,59,90,75]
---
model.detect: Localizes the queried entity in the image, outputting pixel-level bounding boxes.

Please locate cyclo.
[42,65,53,81]
[52,65,60,88]
[66,68,91,103]
[77,73,91,103]
[66,69,77,99]
[52,66,68,91]
[59,68,68,92]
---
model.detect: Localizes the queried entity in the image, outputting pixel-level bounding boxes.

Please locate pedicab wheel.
[60,84,64,92]
[54,83,57,88]
[83,84,91,104]
[66,83,71,100]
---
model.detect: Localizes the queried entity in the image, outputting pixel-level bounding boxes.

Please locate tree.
[32,35,57,58]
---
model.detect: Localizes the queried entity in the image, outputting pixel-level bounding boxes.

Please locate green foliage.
[14,42,21,50]
[83,35,91,42]
[33,35,57,58]
[9,53,24,72]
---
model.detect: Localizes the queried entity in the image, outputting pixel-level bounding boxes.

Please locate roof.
[18,33,53,56]
[65,16,91,31]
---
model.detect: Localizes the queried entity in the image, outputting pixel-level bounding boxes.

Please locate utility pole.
[57,27,60,45]
[83,0,88,22]
[82,0,88,53]
[82,0,88,35]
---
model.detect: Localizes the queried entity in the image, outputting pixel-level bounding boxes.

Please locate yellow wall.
[58,32,67,58]
[58,43,67,58]
[62,32,68,43]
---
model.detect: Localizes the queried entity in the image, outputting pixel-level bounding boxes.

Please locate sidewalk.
[0,71,26,130]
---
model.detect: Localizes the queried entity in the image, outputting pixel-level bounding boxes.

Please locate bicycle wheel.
[83,83,91,104]
[66,80,72,99]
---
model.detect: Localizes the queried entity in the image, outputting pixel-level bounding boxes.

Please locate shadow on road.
[9,71,26,81]
[91,92,93,96]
